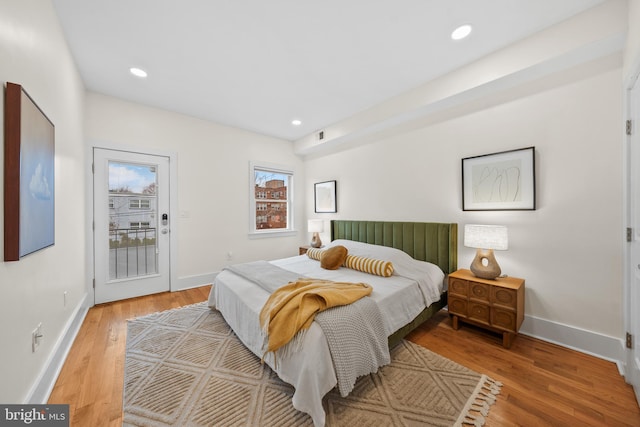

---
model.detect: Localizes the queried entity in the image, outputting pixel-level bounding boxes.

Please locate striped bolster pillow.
[343,254,394,277]
[307,248,394,277]
[306,247,324,261]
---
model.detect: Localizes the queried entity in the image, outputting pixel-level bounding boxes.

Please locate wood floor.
[48,286,640,427]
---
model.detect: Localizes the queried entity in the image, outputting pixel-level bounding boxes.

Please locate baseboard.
[26,293,90,404]
[519,314,625,368]
[174,272,217,292]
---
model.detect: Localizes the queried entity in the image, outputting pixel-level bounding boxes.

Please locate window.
[129,199,150,209]
[250,162,295,236]
[129,221,151,229]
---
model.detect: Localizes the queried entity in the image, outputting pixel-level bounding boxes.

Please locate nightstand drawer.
[491,286,517,309]
[492,308,517,332]
[448,296,467,316]
[449,278,468,296]
[469,282,490,303]
[468,302,490,325]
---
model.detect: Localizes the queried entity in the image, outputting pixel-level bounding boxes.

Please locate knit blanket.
[315,296,390,396]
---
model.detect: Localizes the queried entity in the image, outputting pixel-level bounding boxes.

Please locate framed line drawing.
[314,180,337,213]
[4,82,55,261]
[462,146,535,211]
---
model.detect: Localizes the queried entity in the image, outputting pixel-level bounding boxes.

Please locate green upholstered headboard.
[330,220,458,274]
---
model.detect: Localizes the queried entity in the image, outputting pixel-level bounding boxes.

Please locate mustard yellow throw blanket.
[259,279,372,357]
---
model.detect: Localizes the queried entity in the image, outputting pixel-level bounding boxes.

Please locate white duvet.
[207,239,445,426]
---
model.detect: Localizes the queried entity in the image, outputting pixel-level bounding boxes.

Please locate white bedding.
[207,239,445,426]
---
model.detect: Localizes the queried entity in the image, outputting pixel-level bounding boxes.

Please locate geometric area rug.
[123,302,501,426]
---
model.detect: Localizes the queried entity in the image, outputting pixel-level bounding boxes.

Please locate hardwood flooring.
[48,286,640,426]
[408,314,640,427]
[48,285,211,427]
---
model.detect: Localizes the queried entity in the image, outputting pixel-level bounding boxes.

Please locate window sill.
[248,230,297,239]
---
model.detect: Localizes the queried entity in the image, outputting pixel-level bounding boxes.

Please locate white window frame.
[129,221,151,229]
[129,199,150,209]
[249,161,296,238]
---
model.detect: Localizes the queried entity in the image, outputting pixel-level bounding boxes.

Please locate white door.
[628,73,640,405]
[93,148,171,304]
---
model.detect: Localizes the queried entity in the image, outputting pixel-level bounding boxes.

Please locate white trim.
[168,151,179,293]
[249,161,296,236]
[623,53,640,402]
[25,293,90,403]
[88,140,179,302]
[248,230,298,239]
[175,273,218,291]
[519,314,625,368]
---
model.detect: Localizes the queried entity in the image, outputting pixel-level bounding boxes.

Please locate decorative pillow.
[306,247,324,261]
[320,245,348,270]
[343,254,394,277]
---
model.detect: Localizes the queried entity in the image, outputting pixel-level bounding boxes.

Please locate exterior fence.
[109,228,157,279]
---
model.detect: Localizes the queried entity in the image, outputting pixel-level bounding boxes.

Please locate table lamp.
[308,220,324,248]
[463,224,508,279]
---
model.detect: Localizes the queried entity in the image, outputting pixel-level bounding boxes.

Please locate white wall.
[306,68,622,338]
[85,93,305,288]
[301,1,627,359]
[0,1,87,402]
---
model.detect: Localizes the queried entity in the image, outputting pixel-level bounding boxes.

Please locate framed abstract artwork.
[4,82,55,261]
[314,180,337,213]
[462,147,535,211]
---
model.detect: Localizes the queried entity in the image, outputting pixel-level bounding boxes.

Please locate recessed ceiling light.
[291,119,302,126]
[129,67,148,78]
[451,24,472,41]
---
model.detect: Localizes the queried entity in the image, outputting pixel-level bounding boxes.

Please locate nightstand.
[299,246,310,255]
[448,269,525,348]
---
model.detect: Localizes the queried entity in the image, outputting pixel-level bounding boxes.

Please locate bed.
[208,220,457,426]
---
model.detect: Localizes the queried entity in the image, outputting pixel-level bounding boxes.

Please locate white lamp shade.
[464,224,508,250]
[307,219,324,233]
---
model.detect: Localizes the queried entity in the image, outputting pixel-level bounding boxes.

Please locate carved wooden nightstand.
[448,269,525,348]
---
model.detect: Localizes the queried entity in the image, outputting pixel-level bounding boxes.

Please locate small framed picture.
[314,180,337,213]
[462,147,535,211]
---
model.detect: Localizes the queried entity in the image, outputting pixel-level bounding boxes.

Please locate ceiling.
[51,0,605,141]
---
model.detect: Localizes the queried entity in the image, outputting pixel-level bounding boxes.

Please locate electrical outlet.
[226,251,233,261]
[64,291,68,307]
[32,323,43,352]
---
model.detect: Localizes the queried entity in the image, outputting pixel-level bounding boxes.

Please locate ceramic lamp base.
[470,248,501,280]
[310,232,322,248]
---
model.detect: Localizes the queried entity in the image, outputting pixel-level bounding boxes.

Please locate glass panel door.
[94,148,170,304]
[108,162,158,279]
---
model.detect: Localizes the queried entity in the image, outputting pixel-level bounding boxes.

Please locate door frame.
[624,56,640,404]
[87,142,178,305]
